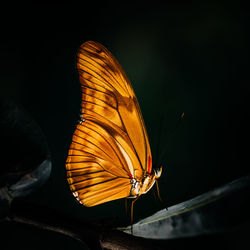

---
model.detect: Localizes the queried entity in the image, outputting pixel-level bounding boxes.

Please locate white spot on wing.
[116,141,134,177]
[79,114,85,124]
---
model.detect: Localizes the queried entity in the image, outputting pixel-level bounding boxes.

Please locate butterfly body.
[66,41,162,207]
[129,167,162,198]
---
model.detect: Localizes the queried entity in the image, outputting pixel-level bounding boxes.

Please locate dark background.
[1,2,249,249]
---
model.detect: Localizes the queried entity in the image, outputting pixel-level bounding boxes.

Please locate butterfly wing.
[66,41,152,206]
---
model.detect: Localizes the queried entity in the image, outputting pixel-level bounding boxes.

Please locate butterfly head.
[138,167,161,195]
[154,166,162,179]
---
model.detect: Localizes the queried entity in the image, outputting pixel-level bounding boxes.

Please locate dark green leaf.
[120,176,250,239]
[0,99,51,206]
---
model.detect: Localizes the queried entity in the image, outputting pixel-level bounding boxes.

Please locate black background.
[0,2,249,249]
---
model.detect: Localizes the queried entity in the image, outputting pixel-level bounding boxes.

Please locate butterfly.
[66,41,162,221]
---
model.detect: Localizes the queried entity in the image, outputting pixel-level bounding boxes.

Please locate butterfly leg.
[155,180,163,203]
[124,198,128,216]
[130,195,139,233]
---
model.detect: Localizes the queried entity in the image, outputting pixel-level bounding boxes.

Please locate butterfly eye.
[155,166,162,179]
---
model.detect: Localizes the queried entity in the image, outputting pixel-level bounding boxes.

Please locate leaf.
[8,159,51,198]
[119,175,250,239]
[0,99,51,207]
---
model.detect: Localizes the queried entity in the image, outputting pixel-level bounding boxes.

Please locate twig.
[6,200,166,250]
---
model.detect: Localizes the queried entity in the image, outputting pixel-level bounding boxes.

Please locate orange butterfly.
[66,41,162,220]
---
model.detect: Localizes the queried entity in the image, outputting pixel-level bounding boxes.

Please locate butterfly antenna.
[155,114,165,168]
[152,189,158,201]
[159,112,185,165]
[169,112,184,139]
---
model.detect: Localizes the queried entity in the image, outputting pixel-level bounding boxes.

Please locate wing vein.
[77,59,119,94]
[82,91,117,109]
[82,42,131,95]
[82,121,130,175]
[79,48,128,94]
[73,177,119,191]
[81,99,116,112]
[72,132,112,160]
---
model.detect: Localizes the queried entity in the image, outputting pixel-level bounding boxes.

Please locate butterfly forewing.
[66,41,152,206]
